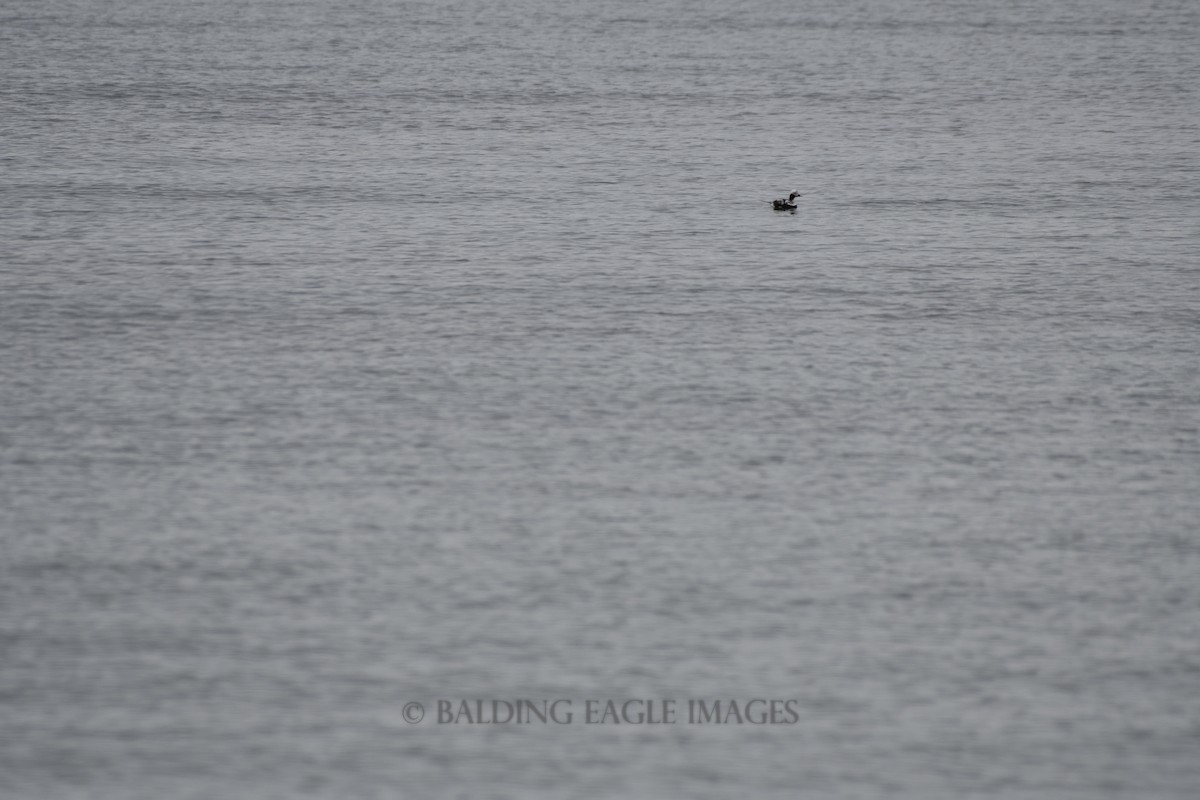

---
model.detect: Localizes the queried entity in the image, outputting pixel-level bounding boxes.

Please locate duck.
[772,191,800,211]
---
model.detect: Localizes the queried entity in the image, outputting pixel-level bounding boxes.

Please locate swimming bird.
[772,191,800,211]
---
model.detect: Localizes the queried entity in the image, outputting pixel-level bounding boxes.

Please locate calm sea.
[2,0,1199,797]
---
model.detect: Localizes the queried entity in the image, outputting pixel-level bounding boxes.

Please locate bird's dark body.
[772,191,800,211]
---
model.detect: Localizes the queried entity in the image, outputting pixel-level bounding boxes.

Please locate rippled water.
[3,0,1199,797]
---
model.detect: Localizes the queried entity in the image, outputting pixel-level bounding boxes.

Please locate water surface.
[2,0,1199,797]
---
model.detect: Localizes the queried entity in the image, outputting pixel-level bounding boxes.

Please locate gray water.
[3,0,1200,797]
